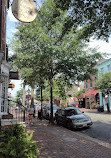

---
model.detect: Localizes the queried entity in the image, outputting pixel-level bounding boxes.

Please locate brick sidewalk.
[26,119,111,158]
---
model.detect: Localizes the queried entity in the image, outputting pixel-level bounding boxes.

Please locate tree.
[95,72,111,112]
[95,72,111,94]
[11,0,101,123]
[15,89,23,107]
[54,0,111,41]
[75,89,85,97]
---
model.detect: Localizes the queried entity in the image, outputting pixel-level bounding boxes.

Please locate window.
[86,80,88,89]
[1,74,8,113]
[95,77,97,83]
[107,64,111,72]
[90,80,92,87]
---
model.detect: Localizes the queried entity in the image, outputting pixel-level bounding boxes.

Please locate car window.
[66,109,82,116]
[74,109,82,115]
[66,110,75,116]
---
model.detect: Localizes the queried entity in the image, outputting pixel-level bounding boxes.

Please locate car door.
[59,109,67,125]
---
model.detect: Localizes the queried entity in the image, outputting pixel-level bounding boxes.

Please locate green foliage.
[75,89,85,97]
[0,124,40,158]
[95,72,111,94]
[11,0,101,88]
[55,0,111,41]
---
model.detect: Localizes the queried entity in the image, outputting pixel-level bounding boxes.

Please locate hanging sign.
[8,83,15,88]
[12,0,38,23]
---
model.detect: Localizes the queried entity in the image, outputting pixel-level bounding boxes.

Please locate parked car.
[55,107,93,129]
[42,104,59,120]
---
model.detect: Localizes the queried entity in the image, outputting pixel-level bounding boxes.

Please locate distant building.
[97,58,111,111]
[78,74,99,109]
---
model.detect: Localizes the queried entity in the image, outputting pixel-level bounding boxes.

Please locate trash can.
[97,106,104,112]
[97,106,100,112]
[100,106,104,112]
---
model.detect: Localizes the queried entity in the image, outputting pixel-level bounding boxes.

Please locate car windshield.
[66,109,82,116]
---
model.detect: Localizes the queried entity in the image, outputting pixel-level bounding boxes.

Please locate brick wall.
[84,74,98,92]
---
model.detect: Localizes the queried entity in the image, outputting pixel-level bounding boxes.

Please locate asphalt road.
[77,111,111,144]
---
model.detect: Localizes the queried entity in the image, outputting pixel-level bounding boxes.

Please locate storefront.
[78,90,99,109]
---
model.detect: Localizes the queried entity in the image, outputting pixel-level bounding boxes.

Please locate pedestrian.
[28,105,34,124]
[105,95,110,112]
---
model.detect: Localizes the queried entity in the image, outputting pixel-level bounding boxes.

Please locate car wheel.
[87,125,91,129]
[56,118,59,125]
[46,114,49,120]
[67,122,72,130]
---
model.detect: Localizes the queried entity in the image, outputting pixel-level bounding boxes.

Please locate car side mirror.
[82,111,84,113]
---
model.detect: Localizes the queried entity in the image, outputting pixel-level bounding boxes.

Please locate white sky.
[7,2,111,97]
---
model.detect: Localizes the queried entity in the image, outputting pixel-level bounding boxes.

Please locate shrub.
[0,124,40,158]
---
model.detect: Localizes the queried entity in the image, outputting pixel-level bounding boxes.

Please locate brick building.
[0,0,17,127]
[78,74,99,109]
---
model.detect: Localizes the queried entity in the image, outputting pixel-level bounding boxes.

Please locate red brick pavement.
[26,119,111,158]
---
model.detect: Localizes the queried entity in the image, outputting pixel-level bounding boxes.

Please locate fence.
[9,106,29,123]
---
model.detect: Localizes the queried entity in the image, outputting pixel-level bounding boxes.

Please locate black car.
[55,107,93,129]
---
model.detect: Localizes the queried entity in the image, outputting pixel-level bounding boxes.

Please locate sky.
[7,1,111,97]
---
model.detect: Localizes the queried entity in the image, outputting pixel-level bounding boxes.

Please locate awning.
[77,90,98,99]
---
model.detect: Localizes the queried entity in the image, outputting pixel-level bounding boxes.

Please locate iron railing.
[9,105,29,123]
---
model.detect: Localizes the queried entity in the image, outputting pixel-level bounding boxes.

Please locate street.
[77,111,111,144]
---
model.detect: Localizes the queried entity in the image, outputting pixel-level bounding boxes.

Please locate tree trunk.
[40,86,43,119]
[22,83,25,122]
[50,78,54,123]
[31,88,34,107]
